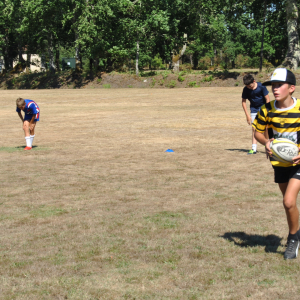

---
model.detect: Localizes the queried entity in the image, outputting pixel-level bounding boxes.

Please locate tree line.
[0,0,299,74]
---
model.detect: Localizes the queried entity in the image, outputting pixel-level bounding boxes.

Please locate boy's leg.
[23,120,36,150]
[23,120,30,137]
[279,179,300,259]
[248,113,257,154]
[29,122,36,147]
[279,179,300,235]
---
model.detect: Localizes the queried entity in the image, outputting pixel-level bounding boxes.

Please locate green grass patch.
[31,205,67,218]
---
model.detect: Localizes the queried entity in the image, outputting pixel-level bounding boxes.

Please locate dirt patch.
[1,69,293,90]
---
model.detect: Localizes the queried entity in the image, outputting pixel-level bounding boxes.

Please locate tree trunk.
[259,0,266,72]
[41,54,46,71]
[55,46,60,71]
[47,33,56,72]
[136,40,139,76]
[18,44,25,64]
[26,53,31,73]
[172,44,186,72]
[75,33,82,70]
[172,36,187,73]
[89,58,94,72]
[189,54,193,68]
[282,0,300,70]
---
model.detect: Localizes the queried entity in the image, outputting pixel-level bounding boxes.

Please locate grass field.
[1,87,300,299]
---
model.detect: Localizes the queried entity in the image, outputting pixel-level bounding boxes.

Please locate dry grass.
[1,87,300,299]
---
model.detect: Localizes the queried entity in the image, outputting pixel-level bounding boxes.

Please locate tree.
[282,0,300,70]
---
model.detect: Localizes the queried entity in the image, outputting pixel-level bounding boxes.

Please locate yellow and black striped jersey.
[252,97,300,167]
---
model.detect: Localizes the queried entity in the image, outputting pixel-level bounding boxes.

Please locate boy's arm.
[254,130,272,157]
[29,114,36,130]
[265,94,270,103]
[242,98,252,125]
[17,111,24,122]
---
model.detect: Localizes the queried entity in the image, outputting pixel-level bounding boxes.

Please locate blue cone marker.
[165,149,174,152]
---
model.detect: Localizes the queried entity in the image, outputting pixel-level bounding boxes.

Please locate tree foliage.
[0,0,295,72]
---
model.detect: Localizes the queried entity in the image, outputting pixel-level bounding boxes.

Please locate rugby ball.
[270,138,299,163]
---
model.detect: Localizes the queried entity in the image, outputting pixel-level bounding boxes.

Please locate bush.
[151,55,165,70]
[198,56,211,70]
[188,81,197,87]
[201,75,214,82]
[178,75,185,82]
[179,63,192,72]
[167,80,176,88]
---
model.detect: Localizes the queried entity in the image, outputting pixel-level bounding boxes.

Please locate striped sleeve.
[252,105,268,133]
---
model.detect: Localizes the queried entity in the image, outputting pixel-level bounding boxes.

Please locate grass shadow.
[226,148,250,153]
[221,231,283,254]
[0,145,39,153]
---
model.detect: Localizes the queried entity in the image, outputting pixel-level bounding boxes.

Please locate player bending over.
[16,98,40,150]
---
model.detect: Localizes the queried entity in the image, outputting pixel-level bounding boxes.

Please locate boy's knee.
[283,197,297,210]
[23,124,29,131]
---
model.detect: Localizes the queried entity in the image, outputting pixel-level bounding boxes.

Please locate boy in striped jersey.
[16,98,40,150]
[253,68,300,259]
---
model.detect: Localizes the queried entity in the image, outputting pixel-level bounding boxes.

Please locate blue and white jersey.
[16,99,40,119]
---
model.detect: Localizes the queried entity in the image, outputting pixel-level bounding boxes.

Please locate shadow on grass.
[221,232,283,254]
[226,149,267,155]
[0,145,39,152]
[15,145,38,149]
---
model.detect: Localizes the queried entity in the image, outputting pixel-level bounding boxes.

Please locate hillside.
[0,69,297,90]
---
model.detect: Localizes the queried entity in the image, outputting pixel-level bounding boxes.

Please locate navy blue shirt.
[242,82,269,113]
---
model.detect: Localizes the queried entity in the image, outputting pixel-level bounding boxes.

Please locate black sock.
[288,233,298,241]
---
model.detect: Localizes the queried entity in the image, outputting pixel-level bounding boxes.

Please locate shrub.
[151,55,165,70]
[167,80,176,88]
[201,75,214,82]
[179,63,192,72]
[103,84,111,88]
[150,78,156,87]
[198,56,211,70]
[188,81,197,87]
[162,71,169,79]
[178,75,185,82]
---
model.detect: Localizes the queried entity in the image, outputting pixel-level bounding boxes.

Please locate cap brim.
[262,80,296,86]
[262,81,272,86]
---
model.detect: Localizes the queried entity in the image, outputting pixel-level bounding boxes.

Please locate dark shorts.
[24,112,39,122]
[273,165,300,183]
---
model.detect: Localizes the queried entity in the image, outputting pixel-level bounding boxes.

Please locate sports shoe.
[247,150,257,155]
[24,146,32,150]
[284,238,299,259]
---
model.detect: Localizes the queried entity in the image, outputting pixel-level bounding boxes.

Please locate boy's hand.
[246,116,252,125]
[265,138,273,159]
[292,148,300,164]
[29,123,34,130]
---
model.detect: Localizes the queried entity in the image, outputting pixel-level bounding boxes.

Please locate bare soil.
[1,87,300,299]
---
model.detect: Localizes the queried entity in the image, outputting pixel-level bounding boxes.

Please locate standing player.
[242,74,270,154]
[16,98,40,150]
[253,68,300,259]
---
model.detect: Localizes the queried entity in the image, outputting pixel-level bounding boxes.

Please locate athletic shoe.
[24,146,32,150]
[247,150,257,155]
[284,239,299,259]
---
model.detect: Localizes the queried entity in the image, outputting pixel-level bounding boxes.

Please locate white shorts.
[251,113,257,123]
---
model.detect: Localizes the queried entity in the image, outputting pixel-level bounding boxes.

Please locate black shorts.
[273,165,300,183]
